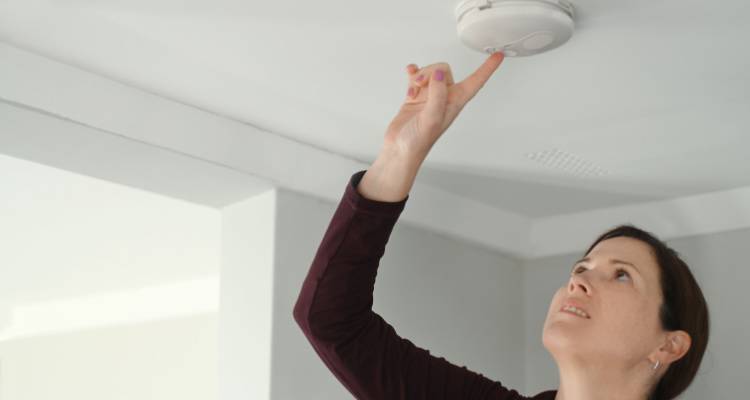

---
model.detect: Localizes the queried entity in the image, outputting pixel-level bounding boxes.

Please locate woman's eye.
[615,268,631,281]
[572,266,630,282]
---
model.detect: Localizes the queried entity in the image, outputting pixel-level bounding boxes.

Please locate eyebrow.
[572,256,642,276]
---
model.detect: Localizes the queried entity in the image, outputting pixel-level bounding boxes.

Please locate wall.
[0,313,218,400]
[0,154,221,399]
[0,154,221,336]
[219,189,277,400]
[523,227,750,398]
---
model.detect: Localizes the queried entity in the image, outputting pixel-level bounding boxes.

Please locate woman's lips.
[559,309,589,319]
[559,303,591,319]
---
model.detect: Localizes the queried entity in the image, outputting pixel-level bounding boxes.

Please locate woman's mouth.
[559,304,591,319]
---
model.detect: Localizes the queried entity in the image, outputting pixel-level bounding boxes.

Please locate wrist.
[357,147,422,203]
[379,143,426,170]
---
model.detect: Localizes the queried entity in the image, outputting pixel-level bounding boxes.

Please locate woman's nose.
[568,275,591,295]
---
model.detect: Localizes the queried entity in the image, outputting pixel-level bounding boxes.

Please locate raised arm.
[292,165,530,399]
[293,53,550,400]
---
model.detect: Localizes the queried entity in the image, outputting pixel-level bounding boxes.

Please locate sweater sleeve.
[293,170,541,400]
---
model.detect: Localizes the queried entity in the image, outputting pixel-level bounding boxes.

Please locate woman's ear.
[658,330,692,366]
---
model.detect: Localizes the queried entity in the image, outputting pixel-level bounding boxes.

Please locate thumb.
[422,69,448,128]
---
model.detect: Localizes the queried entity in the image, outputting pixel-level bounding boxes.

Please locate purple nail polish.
[416,75,424,82]
[435,69,444,82]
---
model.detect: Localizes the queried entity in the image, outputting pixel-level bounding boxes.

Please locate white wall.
[0,154,221,399]
[0,154,221,334]
[0,313,218,400]
[274,185,528,399]
[523,227,750,398]
[219,189,277,400]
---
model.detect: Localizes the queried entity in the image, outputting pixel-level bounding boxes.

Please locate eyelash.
[573,265,631,281]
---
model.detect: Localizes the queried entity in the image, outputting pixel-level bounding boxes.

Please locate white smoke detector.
[455,0,576,57]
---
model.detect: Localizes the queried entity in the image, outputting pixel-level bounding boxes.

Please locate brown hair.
[582,224,710,400]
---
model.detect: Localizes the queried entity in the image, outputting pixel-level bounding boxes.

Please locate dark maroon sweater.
[293,169,557,400]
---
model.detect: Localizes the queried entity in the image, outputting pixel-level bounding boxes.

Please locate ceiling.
[1,0,749,256]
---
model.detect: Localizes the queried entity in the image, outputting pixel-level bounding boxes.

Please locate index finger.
[456,52,505,99]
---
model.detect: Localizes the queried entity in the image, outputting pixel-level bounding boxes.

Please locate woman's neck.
[554,358,653,400]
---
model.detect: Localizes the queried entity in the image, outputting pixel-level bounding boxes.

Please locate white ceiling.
[1,0,749,256]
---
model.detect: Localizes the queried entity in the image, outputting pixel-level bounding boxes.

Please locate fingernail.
[408,87,414,97]
[416,74,424,82]
[435,69,444,82]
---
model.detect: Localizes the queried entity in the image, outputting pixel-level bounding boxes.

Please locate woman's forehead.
[587,237,658,275]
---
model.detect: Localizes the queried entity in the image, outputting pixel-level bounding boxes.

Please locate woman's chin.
[542,321,586,353]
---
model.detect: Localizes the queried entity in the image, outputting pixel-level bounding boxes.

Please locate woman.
[293,52,710,400]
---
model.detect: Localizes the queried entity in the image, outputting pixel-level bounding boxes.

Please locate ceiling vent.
[526,148,610,177]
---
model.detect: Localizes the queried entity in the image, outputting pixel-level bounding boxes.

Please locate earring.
[652,360,660,370]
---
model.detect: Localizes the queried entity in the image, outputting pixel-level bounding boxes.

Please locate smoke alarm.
[455,0,575,57]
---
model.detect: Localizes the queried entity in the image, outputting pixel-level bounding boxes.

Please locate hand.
[383,52,506,161]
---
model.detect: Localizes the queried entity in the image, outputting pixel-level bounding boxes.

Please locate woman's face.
[542,236,666,366]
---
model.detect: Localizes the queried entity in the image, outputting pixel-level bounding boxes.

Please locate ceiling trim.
[528,184,750,259]
[0,100,272,208]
